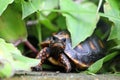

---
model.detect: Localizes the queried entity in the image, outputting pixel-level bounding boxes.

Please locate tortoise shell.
[33,31,105,72]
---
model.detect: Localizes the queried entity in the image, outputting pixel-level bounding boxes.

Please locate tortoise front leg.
[59,53,72,72]
[32,47,50,71]
[48,53,72,72]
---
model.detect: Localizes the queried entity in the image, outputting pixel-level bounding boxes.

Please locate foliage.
[87,0,120,74]
[102,0,120,40]
[0,38,39,78]
[0,0,120,78]
[0,0,14,15]
[88,52,119,73]
[0,6,27,43]
[60,0,99,48]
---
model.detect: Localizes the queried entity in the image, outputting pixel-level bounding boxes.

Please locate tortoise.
[32,31,105,72]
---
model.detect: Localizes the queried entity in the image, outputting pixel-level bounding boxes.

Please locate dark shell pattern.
[33,31,105,72]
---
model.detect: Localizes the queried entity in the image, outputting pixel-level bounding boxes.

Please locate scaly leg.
[32,47,50,71]
[48,53,72,72]
[59,53,72,72]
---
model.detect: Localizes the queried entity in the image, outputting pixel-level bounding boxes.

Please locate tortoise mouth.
[50,42,65,55]
[50,42,65,49]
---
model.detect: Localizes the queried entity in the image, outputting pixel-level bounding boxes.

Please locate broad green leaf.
[0,6,27,43]
[38,0,59,32]
[97,0,103,13]
[103,0,120,40]
[0,39,15,78]
[56,15,67,30]
[22,0,58,18]
[14,0,21,3]
[0,59,13,78]
[112,45,120,50]
[88,52,119,73]
[0,38,40,78]
[21,0,41,19]
[40,14,58,31]
[0,38,15,78]
[0,39,14,61]
[39,0,59,15]
[60,0,99,48]
[12,53,40,71]
[0,0,14,15]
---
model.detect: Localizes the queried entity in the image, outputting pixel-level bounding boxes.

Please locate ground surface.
[3,71,120,80]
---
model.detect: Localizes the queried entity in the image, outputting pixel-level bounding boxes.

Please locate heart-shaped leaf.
[0,0,14,15]
[21,0,41,19]
[60,0,99,48]
[0,6,27,43]
[0,38,40,78]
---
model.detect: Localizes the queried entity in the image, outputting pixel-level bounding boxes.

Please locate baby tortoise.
[32,31,105,72]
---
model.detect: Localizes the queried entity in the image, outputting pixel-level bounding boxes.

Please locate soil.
[3,71,120,80]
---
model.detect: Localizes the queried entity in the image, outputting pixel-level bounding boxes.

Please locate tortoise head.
[50,31,69,51]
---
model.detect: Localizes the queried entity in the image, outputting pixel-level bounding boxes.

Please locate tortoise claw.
[31,65,42,71]
[65,66,71,73]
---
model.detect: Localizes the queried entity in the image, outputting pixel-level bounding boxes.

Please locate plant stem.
[13,39,23,46]
[36,11,42,48]
[24,40,38,54]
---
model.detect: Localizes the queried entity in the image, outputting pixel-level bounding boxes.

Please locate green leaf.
[60,0,99,48]
[12,53,40,71]
[0,0,14,15]
[97,0,103,13]
[22,0,59,19]
[0,38,40,78]
[56,15,67,30]
[88,52,119,73]
[0,59,13,78]
[0,6,27,43]
[38,0,59,31]
[21,0,41,19]
[39,14,58,31]
[39,0,59,15]
[103,0,120,40]
[0,39,15,61]
[0,39,15,78]
[111,39,120,49]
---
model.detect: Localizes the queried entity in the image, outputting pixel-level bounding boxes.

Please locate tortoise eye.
[61,38,66,42]
[52,36,58,41]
